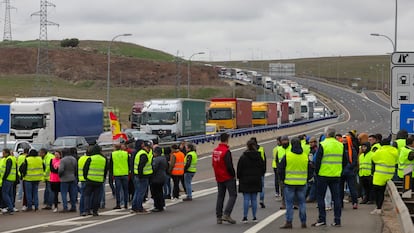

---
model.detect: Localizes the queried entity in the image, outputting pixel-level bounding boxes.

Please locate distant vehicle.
[205,123,220,135]
[51,136,89,155]
[129,102,144,129]
[31,142,52,152]
[252,102,278,126]
[284,100,301,122]
[264,76,273,89]
[208,98,252,130]
[0,140,33,157]
[129,131,160,144]
[9,97,104,145]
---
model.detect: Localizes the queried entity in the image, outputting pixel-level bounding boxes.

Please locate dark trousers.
[171,175,184,198]
[372,184,386,209]
[273,168,280,194]
[316,176,342,225]
[84,182,102,213]
[114,176,129,208]
[150,182,165,210]
[360,176,373,202]
[51,182,60,208]
[340,173,358,205]
[216,178,237,218]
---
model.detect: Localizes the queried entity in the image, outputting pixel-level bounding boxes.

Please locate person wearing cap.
[131,141,153,214]
[20,149,44,211]
[1,148,18,215]
[82,145,108,216]
[169,144,185,200]
[150,146,168,212]
[183,143,198,201]
[110,143,130,210]
[275,135,290,209]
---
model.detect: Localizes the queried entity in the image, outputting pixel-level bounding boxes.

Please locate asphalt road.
[2,79,389,233]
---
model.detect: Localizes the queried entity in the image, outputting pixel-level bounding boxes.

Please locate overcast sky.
[6,0,414,61]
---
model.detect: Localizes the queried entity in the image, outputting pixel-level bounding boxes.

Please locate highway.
[2,78,390,233]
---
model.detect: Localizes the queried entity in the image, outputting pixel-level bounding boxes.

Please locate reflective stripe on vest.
[397,147,414,178]
[134,150,153,175]
[87,155,106,183]
[112,150,129,176]
[1,156,17,182]
[171,151,185,175]
[144,150,153,175]
[0,158,3,187]
[359,151,373,177]
[185,151,198,173]
[277,145,290,163]
[78,155,89,182]
[43,153,55,181]
[318,138,344,177]
[372,145,398,186]
[284,150,308,185]
[24,156,44,181]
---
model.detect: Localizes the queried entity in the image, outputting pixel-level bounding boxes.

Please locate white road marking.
[243,210,286,233]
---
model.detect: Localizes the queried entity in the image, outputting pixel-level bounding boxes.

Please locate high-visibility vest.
[17,154,26,178]
[24,156,44,181]
[171,151,185,175]
[134,149,153,175]
[359,151,373,177]
[371,143,381,153]
[112,150,129,176]
[1,156,17,182]
[43,152,55,181]
[78,155,89,182]
[258,146,265,161]
[397,146,414,178]
[0,158,4,187]
[185,151,198,173]
[87,154,106,183]
[301,139,311,157]
[284,150,308,185]
[372,145,398,186]
[272,146,278,168]
[396,139,406,154]
[318,138,344,177]
[277,145,290,164]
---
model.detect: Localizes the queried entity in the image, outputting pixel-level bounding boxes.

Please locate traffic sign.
[391,110,400,134]
[392,52,414,65]
[0,105,10,134]
[391,66,414,108]
[400,104,414,134]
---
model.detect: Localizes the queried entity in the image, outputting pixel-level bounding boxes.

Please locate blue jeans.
[17,181,23,201]
[79,182,86,214]
[243,192,257,218]
[2,180,15,212]
[260,176,265,201]
[284,185,306,223]
[44,181,53,207]
[115,176,129,207]
[24,181,39,210]
[132,176,149,211]
[163,175,171,198]
[184,173,194,198]
[60,180,77,211]
[316,176,341,224]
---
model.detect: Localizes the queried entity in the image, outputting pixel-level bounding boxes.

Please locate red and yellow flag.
[109,111,127,142]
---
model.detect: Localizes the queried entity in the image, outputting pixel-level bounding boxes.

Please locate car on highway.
[0,140,33,157]
[51,136,89,156]
[206,123,220,135]
[129,130,160,144]
[31,142,52,152]
[96,131,135,157]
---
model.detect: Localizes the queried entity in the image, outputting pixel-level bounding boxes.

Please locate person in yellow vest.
[78,148,92,215]
[279,138,310,229]
[19,149,44,211]
[392,129,408,181]
[359,142,374,204]
[312,127,346,227]
[39,148,55,210]
[397,135,414,182]
[110,143,130,209]
[183,143,198,201]
[370,136,398,215]
[275,135,290,209]
[272,136,282,198]
[82,145,108,216]
[368,134,382,153]
[169,144,185,200]
[251,137,266,208]
[1,148,18,215]
[0,156,4,210]
[131,141,153,214]
[17,148,28,208]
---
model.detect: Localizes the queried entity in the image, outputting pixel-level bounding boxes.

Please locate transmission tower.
[31,0,59,96]
[3,0,16,41]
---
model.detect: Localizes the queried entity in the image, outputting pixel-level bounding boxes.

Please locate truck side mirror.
[176,112,179,123]
[128,115,131,121]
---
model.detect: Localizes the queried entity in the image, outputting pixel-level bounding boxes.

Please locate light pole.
[107,33,132,107]
[187,52,205,98]
[370,33,396,52]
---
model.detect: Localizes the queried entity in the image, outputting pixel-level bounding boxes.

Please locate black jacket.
[237,150,265,193]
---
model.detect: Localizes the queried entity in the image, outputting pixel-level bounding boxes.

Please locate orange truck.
[252,102,278,126]
[208,98,252,130]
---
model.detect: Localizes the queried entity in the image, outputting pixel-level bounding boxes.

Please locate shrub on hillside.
[60,38,79,48]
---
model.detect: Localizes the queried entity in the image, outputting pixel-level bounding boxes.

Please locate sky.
[4,0,414,61]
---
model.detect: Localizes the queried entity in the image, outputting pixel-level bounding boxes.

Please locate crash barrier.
[386,180,414,233]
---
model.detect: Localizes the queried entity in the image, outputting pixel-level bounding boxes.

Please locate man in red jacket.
[212,133,237,224]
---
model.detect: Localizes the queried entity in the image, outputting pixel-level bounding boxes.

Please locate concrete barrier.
[386,180,414,233]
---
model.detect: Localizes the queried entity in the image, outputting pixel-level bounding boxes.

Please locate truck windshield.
[11,114,45,130]
[141,112,176,125]
[301,106,308,113]
[208,108,232,120]
[252,111,266,119]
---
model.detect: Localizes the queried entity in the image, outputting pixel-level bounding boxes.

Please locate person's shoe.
[80,212,87,216]
[275,193,280,197]
[123,205,128,210]
[241,217,248,224]
[222,215,236,224]
[21,206,27,211]
[113,206,121,210]
[331,222,341,227]
[353,204,358,209]
[260,202,266,208]
[280,222,292,229]
[92,212,99,216]
[293,205,298,209]
[130,209,138,214]
[311,221,326,227]
[252,217,258,223]
[280,205,286,210]
[182,197,192,201]
[53,208,58,213]
[301,223,307,228]
[217,217,223,224]
[42,205,52,210]
[136,209,151,214]
[370,208,382,215]
[151,208,162,212]
[325,207,332,211]
[13,208,19,212]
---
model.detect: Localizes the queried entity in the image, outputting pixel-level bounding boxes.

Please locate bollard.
[402,165,413,199]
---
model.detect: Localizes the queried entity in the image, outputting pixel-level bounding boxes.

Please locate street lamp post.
[187,52,205,98]
[107,33,132,107]
[370,33,396,52]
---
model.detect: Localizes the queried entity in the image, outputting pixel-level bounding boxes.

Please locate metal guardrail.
[386,180,414,233]
[179,115,337,145]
